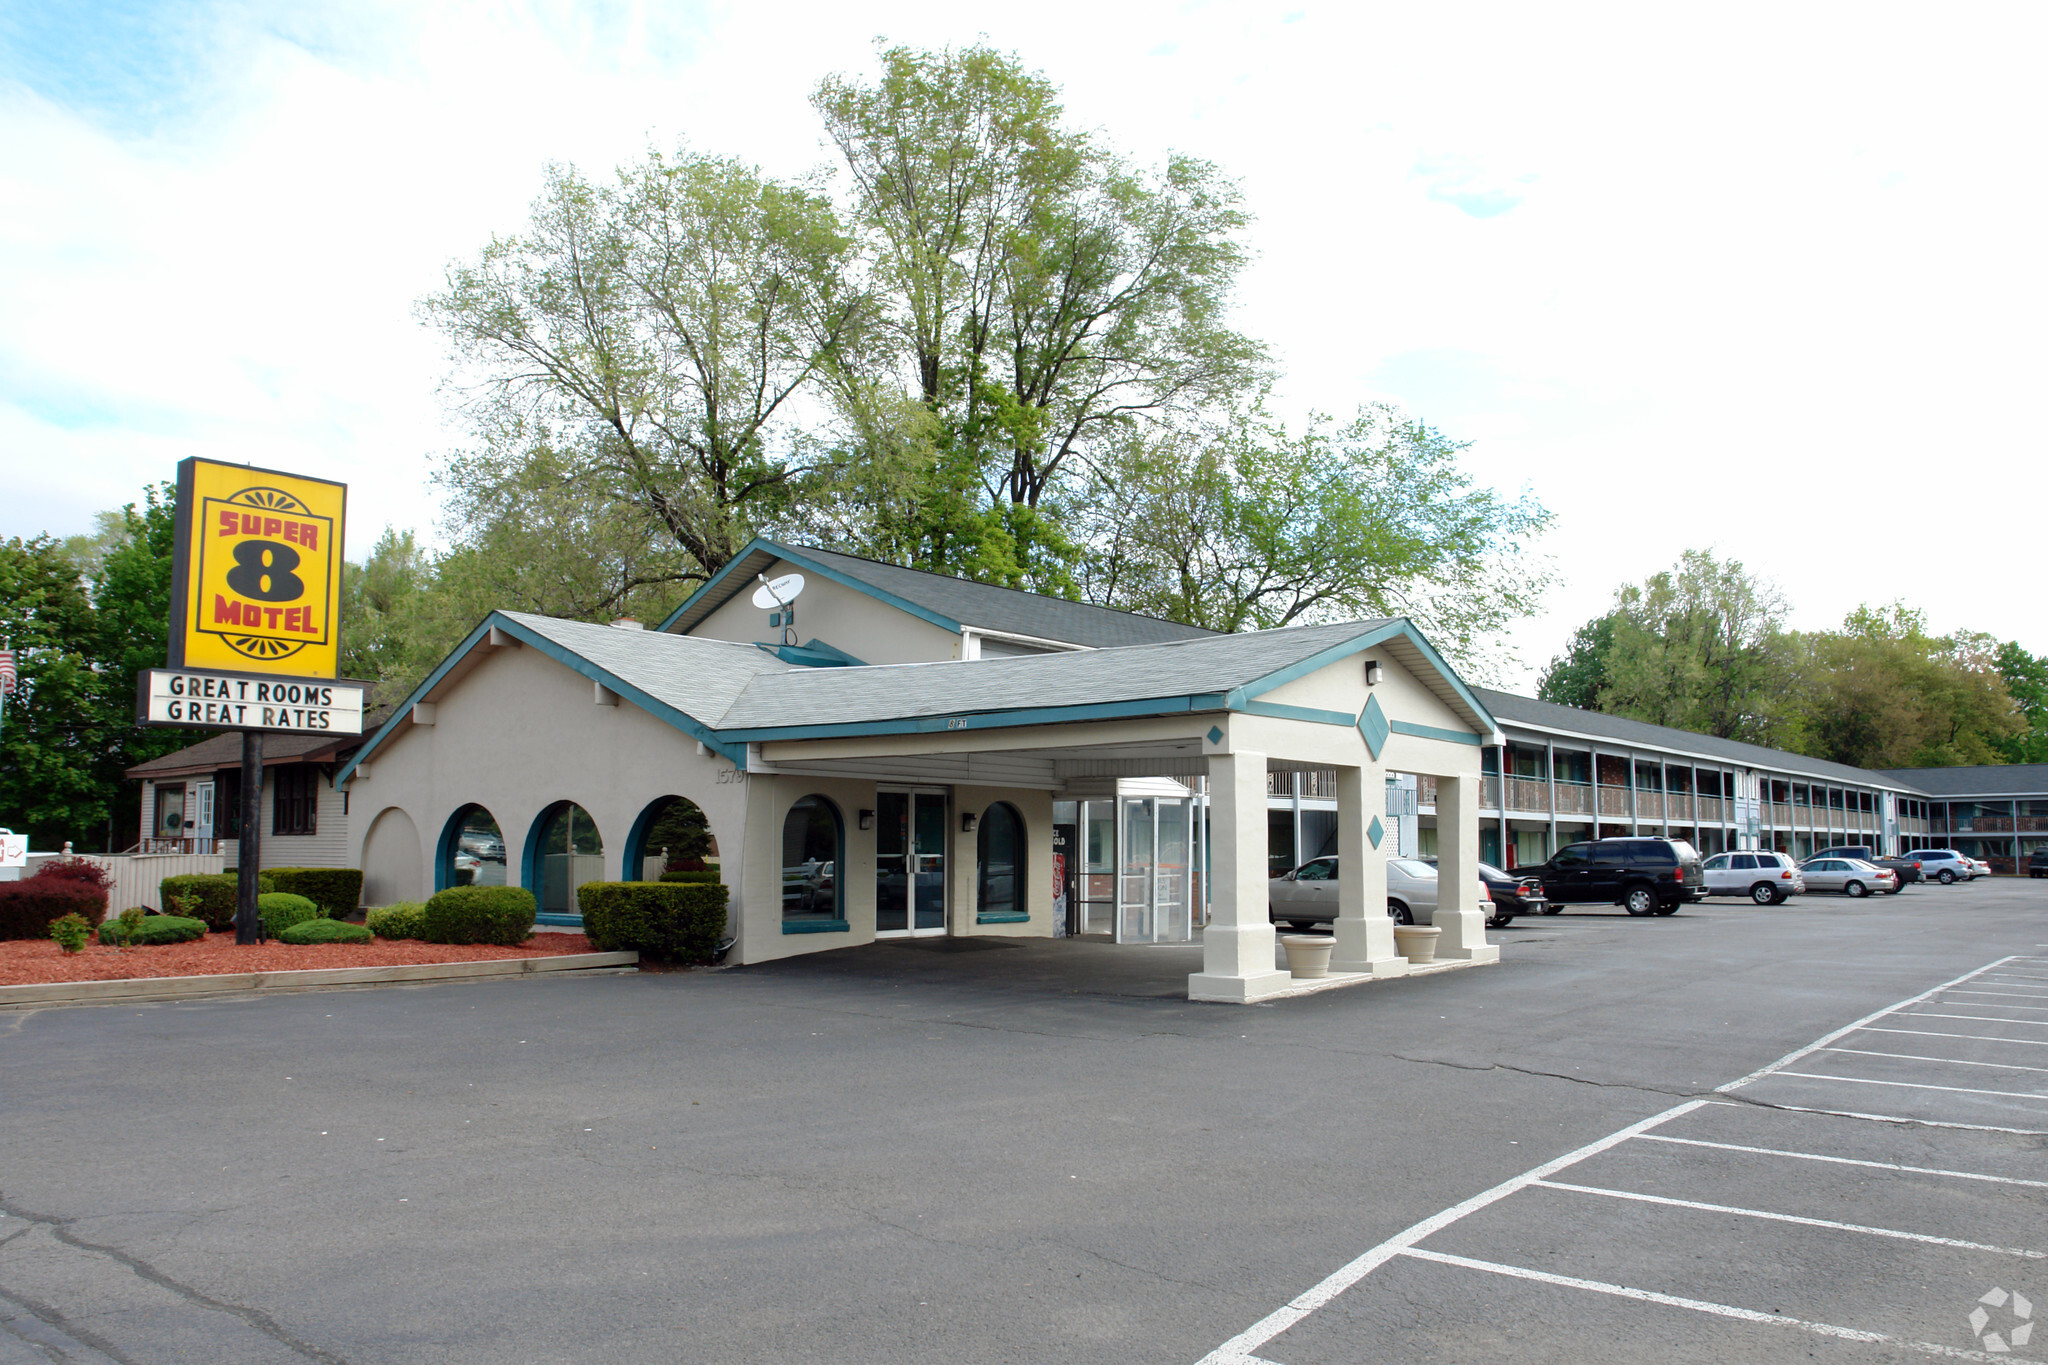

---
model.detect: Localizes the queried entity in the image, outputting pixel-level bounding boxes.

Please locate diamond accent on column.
[1357,693,1391,759]
[1368,816,1385,849]
[1207,726,1224,745]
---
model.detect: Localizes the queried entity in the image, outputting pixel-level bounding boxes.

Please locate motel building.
[338,539,1506,1003]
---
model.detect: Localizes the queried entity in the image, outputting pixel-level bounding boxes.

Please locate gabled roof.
[657,538,1216,649]
[1474,688,1924,790]
[337,611,1493,781]
[1879,764,2048,798]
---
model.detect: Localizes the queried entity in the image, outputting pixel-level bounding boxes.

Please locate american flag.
[0,647,15,695]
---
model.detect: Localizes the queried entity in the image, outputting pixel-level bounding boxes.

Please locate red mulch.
[0,930,599,986]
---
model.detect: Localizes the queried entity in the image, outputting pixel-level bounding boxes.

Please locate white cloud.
[3,0,2045,685]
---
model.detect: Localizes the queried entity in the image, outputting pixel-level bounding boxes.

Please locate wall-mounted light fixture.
[1364,659,1384,686]
[961,811,979,834]
[858,809,875,831]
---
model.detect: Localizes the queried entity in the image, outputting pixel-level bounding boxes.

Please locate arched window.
[624,795,714,881]
[782,795,845,932]
[437,805,508,892]
[525,802,603,922]
[976,802,1027,923]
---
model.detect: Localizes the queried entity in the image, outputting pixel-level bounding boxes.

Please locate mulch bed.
[0,930,599,987]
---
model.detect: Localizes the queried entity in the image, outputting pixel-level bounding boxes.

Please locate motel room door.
[876,789,947,937]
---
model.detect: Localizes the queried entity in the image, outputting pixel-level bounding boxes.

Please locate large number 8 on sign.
[225,541,305,602]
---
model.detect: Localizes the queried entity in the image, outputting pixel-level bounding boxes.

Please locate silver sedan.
[1796,857,1897,898]
[1268,856,1486,927]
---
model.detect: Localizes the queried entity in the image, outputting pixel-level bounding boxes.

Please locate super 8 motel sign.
[169,458,346,678]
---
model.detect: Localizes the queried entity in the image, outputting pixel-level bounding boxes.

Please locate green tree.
[1068,404,1550,672]
[1992,640,2048,763]
[89,484,188,845]
[1537,614,1616,709]
[0,536,106,849]
[815,43,1265,584]
[424,146,869,584]
[1595,550,1797,744]
[1797,605,2022,768]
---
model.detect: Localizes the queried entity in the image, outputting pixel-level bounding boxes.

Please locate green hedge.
[0,879,108,941]
[423,885,536,946]
[578,881,728,963]
[159,873,273,930]
[258,893,319,936]
[278,918,372,945]
[99,914,208,947]
[657,869,722,884]
[366,902,428,940]
[263,868,363,920]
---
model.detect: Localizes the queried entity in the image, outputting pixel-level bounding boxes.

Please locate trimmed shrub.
[159,873,274,930]
[258,893,319,936]
[262,868,364,920]
[579,881,728,963]
[423,885,536,946]
[33,858,114,892]
[50,913,93,953]
[98,914,208,947]
[366,902,428,941]
[278,917,372,945]
[0,879,109,940]
[657,869,721,884]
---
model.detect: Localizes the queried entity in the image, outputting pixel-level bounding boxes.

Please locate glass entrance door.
[1117,797,1194,944]
[877,790,947,936]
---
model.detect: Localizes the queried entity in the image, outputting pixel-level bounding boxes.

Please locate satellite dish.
[751,573,806,609]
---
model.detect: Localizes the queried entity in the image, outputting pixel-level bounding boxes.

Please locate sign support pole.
[236,730,264,945]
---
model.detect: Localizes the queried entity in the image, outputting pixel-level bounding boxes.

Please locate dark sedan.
[1423,858,1546,927]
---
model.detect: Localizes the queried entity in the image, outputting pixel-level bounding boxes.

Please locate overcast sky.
[3,1,2043,689]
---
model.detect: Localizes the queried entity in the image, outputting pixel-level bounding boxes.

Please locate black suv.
[1529,837,1705,916]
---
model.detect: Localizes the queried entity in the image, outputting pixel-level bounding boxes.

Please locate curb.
[0,952,640,1009]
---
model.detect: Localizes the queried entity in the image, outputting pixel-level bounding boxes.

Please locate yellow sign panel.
[170,458,346,679]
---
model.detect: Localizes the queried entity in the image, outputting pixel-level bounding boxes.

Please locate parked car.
[2027,851,2048,879]
[1526,837,1706,916]
[1797,856,1897,897]
[459,832,506,862]
[1267,856,1489,928]
[1970,856,1994,878]
[1701,850,1805,904]
[1903,849,1981,884]
[1422,857,1546,927]
[1811,846,1920,891]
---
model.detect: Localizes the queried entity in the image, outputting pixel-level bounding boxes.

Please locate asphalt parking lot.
[2,879,2043,1365]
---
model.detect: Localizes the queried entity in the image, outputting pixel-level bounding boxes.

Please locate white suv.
[1904,849,1980,884]
[1702,851,1804,904]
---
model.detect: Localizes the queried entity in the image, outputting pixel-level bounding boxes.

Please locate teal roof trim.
[762,638,868,668]
[722,692,1232,743]
[657,537,963,637]
[1233,619,1499,740]
[336,613,749,786]
[1391,719,1483,746]
[334,616,497,787]
[1238,699,1357,727]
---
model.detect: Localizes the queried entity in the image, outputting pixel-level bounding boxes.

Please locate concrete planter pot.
[1279,935,1335,979]
[1392,924,1441,964]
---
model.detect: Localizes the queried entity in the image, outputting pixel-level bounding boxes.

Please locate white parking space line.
[1933,998,2048,1012]
[1188,1099,1715,1365]
[1775,1071,2048,1101]
[1718,958,2022,1093]
[1826,1047,2048,1074]
[1731,1102,2048,1136]
[1530,1179,2048,1258]
[1191,957,2044,1365]
[1943,991,2048,1003]
[1635,1134,2048,1188]
[1396,1249,2043,1365]
[1899,1012,2048,1028]
[1862,1027,2048,1048]
[1982,975,2048,985]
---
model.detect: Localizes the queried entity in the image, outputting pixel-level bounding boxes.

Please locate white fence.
[86,852,228,914]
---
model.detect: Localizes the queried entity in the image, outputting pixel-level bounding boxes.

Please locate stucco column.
[1188,750,1291,1003]
[1330,764,1407,978]
[1432,773,1500,964]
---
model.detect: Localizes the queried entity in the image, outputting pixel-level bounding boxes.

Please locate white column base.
[1431,907,1500,962]
[1188,969,1295,1003]
[1329,914,1410,978]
